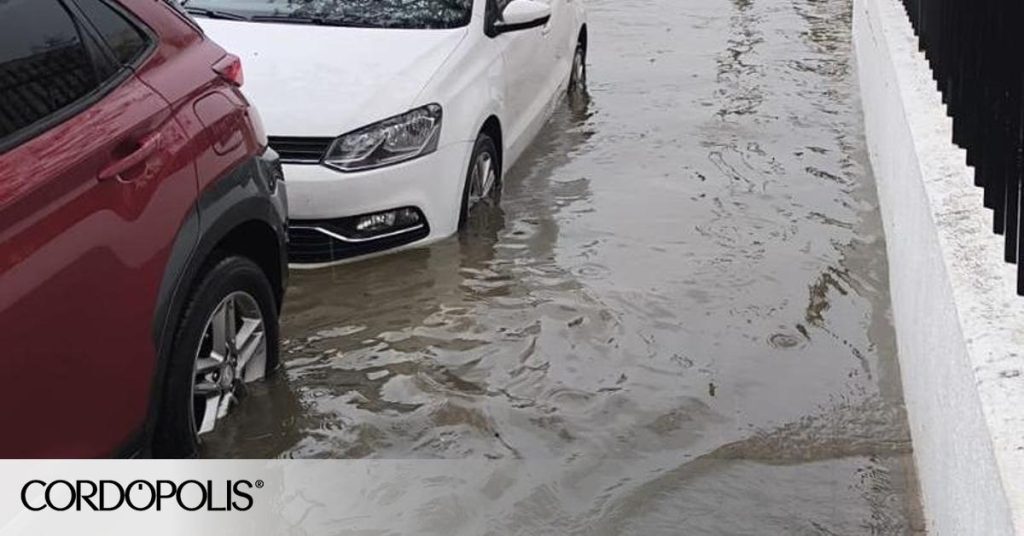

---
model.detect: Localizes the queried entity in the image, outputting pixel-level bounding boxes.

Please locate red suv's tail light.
[212,54,244,87]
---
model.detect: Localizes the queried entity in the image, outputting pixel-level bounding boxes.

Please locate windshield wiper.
[249,14,378,27]
[250,14,321,24]
[184,6,249,21]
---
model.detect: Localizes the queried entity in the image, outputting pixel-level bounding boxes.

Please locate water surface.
[207,0,923,532]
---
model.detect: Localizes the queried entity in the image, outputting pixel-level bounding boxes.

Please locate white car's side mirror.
[493,0,551,35]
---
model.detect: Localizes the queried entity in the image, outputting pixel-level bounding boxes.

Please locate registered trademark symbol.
[255,480,264,489]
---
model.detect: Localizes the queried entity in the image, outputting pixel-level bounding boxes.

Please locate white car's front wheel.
[459,133,501,228]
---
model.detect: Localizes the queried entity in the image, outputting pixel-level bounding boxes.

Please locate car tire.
[568,41,587,97]
[152,255,279,458]
[459,133,501,228]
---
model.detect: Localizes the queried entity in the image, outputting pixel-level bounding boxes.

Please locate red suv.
[0,0,288,458]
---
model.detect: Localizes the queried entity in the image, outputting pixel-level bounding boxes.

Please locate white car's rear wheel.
[569,43,587,96]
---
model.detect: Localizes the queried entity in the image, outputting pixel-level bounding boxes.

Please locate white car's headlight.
[324,104,442,172]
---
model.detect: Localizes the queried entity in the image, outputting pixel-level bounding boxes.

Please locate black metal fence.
[899,0,1024,294]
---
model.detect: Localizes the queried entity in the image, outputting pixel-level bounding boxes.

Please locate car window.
[0,0,104,143]
[181,0,473,29]
[75,0,151,66]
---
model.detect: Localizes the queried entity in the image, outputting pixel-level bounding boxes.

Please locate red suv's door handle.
[99,132,163,182]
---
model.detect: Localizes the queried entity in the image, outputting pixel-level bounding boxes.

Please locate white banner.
[0,460,572,535]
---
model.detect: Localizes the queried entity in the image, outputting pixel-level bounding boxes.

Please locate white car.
[185,0,588,267]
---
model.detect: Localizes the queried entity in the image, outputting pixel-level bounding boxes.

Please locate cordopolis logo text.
[20,479,263,512]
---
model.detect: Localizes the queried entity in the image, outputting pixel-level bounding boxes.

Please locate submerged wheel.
[568,41,587,97]
[459,132,501,227]
[154,255,279,458]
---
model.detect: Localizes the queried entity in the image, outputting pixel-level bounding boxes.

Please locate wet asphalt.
[205,0,924,532]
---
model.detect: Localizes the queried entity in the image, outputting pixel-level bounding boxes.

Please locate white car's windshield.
[180,0,473,29]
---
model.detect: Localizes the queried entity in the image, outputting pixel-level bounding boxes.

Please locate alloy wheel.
[467,150,497,210]
[569,46,587,94]
[189,290,267,436]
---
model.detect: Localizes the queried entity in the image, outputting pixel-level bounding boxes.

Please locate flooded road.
[208,0,923,531]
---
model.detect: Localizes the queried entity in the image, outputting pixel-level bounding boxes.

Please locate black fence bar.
[899,0,1024,295]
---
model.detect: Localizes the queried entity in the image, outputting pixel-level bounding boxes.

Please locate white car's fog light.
[356,208,423,234]
[357,212,396,232]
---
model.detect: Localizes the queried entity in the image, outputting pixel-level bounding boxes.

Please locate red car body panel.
[0,76,193,456]
[0,0,276,457]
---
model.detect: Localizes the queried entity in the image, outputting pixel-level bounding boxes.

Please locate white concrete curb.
[853,0,1024,533]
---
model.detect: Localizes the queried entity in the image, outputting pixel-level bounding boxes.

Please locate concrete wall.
[853,0,1024,533]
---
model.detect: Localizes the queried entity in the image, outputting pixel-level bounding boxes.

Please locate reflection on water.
[206,0,923,531]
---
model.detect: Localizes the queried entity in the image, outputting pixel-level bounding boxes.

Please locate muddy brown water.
[205,0,924,532]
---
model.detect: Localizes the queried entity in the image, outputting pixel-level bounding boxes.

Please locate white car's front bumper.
[282,141,475,267]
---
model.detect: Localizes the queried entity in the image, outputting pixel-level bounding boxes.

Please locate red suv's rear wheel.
[154,255,279,458]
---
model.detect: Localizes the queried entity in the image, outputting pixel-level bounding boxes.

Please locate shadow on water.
[206,0,924,531]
